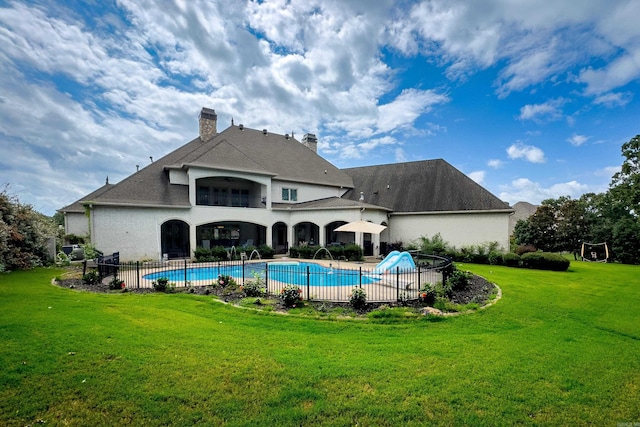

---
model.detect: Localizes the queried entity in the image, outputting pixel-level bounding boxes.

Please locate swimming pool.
[143,261,380,287]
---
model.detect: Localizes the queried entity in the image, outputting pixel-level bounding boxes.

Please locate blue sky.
[1,0,639,216]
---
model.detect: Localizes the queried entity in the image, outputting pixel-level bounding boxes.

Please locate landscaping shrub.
[82,270,100,285]
[280,284,303,307]
[216,274,236,288]
[82,243,102,260]
[290,245,320,259]
[257,244,275,259]
[488,251,503,265]
[153,277,170,292]
[343,244,363,261]
[418,282,437,304]
[241,276,266,297]
[109,277,126,290]
[328,245,344,260]
[418,233,449,254]
[502,252,521,267]
[194,246,229,262]
[521,252,570,271]
[349,287,367,309]
[447,269,472,291]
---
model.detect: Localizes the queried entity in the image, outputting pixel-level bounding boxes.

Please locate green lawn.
[1,262,639,426]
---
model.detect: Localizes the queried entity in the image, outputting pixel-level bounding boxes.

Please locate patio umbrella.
[334,220,387,235]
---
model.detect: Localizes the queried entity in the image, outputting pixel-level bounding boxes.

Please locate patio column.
[319,225,326,247]
[265,225,272,249]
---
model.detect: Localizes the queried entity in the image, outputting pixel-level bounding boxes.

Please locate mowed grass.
[1,262,639,426]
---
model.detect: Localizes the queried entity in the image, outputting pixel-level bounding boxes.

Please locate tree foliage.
[513,134,640,264]
[0,187,57,271]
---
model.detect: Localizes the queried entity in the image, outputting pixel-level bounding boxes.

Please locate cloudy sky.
[1,0,639,216]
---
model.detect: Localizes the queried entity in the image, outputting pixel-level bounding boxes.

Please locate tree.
[606,135,640,263]
[0,187,56,271]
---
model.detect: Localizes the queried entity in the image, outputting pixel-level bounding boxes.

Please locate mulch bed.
[54,268,498,315]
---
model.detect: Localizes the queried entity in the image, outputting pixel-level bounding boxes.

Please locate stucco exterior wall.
[272,180,342,203]
[91,206,190,261]
[90,203,509,262]
[64,212,89,237]
[388,211,511,251]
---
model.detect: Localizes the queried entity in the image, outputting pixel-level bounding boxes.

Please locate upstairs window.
[282,188,298,202]
[197,187,209,205]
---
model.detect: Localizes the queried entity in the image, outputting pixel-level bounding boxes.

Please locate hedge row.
[193,244,275,262]
[443,250,570,271]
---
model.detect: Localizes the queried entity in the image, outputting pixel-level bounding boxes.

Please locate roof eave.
[390,208,515,216]
[81,201,191,209]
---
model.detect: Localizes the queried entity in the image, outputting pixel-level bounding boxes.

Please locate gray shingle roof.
[342,159,513,213]
[80,125,354,208]
[58,183,115,213]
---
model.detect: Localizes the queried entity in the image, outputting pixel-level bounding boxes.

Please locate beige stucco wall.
[89,204,509,261]
[64,212,89,237]
[272,180,343,203]
[91,206,190,261]
[388,211,511,251]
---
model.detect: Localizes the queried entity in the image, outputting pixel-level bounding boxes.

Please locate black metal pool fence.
[94,254,452,303]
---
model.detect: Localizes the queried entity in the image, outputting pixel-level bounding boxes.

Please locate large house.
[59,108,514,261]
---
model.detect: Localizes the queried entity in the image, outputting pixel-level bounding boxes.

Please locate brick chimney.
[301,133,318,153]
[199,107,217,141]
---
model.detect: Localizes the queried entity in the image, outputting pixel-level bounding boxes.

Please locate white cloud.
[567,134,589,147]
[518,98,565,121]
[467,170,486,185]
[487,159,504,169]
[376,89,449,134]
[499,178,590,205]
[507,143,546,163]
[593,91,633,107]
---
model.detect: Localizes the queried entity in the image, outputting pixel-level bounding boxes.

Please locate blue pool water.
[143,261,380,287]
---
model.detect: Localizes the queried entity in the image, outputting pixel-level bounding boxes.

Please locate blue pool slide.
[374,251,416,273]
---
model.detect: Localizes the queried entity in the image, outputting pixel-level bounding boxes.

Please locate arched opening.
[161,220,190,259]
[195,176,266,208]
[272,222,288,254]
[196,221,266,249]
[294,222,319,246]
[325,221,349,247]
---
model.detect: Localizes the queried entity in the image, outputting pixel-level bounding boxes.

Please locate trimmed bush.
[502,252,521,267]
[343,244,363,261]
[521,252,570,271]
[193,245,229,262]
[488,251,503,265]
[257,244,275,259]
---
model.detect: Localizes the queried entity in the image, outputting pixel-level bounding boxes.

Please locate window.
[197,186,209,205]
[231,189,249,207]
[282,188,298,202]
[212,188,227,206]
